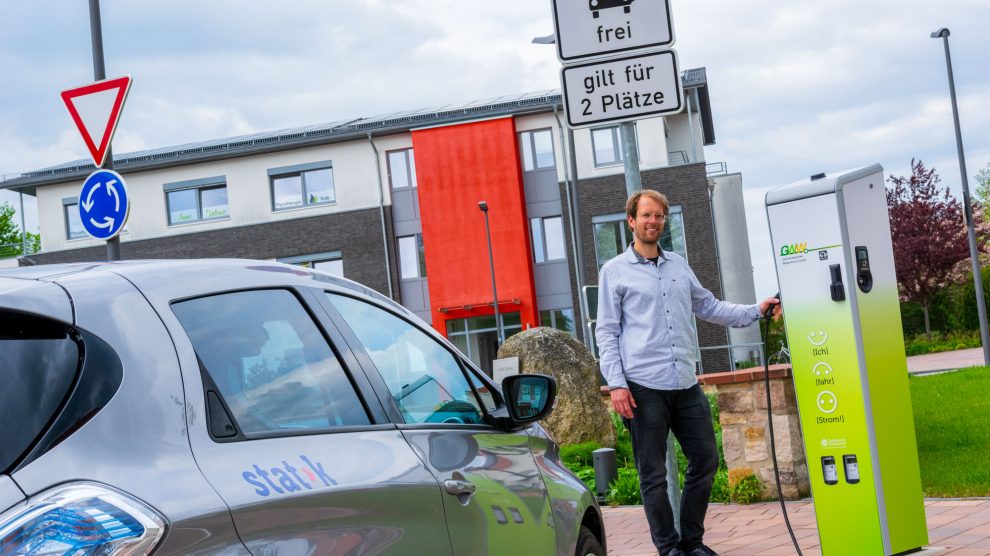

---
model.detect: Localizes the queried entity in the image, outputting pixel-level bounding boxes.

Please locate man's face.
[627,196,666,245]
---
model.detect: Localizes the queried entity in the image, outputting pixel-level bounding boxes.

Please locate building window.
[164,176,229,225]
[279,252,344,277]
[592,125,638,168]
[519,129,555,172]
[540,308,576,336]
[387,149,417,190]
[398,234,427,279]
[62,199,86,240]
[530,216,566,263]
[592,206,687,271]
[268,161,335,211]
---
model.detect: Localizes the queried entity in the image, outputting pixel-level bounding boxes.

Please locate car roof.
[1,259,397,313]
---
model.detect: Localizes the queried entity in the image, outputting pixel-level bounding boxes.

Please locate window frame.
[62,197,86,240]
[278,251,344,277]
[530,215,567,264]
[591,124,639,168]
[539,307,576,336]
[519,128,555,172]
[164,176,229,226]
[268,161,336,212]
[397,234,427,280]
[170,286,382,442]
[317,291,505,429]
[386,148,417,190]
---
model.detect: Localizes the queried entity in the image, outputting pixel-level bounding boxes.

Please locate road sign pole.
[621,121,642,196]
[88,0,120,261]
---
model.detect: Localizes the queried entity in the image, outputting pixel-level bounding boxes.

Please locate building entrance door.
[446,313,522,377]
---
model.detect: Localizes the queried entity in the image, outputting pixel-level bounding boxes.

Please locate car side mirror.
[502,374,556,425]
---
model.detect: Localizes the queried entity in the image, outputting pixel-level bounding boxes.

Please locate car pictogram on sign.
[589,0,634,18]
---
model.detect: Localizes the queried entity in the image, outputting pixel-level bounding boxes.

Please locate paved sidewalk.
[603,499,990,555]
[907,348,986,374]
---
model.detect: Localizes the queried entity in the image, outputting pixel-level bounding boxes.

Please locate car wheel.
[575,526,605,556]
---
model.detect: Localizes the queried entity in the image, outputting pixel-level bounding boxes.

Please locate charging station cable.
[762,298,804,556]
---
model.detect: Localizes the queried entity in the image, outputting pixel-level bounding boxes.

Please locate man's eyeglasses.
[639,213,667,222]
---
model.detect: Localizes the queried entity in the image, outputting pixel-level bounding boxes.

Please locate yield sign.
[60,76,132,167]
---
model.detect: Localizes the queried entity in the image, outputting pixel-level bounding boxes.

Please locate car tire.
[575,526,605,556]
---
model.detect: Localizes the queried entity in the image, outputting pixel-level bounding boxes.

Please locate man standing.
[596,190,779,556]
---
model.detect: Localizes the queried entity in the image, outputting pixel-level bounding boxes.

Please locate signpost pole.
[88,0,119,261]
[621,122,642,196]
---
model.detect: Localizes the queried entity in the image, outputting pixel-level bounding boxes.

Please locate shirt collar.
[624,243,667,264]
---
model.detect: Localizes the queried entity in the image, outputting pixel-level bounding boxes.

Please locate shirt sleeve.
[687,264,762,327]
[595,265,628,390]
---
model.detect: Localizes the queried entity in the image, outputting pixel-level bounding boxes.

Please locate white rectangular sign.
[561,49,683,128]
[552,0,674,62]
[492,357,520,384]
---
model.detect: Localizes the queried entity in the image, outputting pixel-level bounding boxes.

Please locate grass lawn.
[910,367,990,497]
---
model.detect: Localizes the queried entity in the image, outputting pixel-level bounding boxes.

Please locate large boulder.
[498,327,615,447]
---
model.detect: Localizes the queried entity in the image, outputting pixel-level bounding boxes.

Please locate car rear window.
[0,312,79,473]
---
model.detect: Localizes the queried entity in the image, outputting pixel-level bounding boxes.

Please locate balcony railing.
[705,162,728,176]
[0,238,40,260]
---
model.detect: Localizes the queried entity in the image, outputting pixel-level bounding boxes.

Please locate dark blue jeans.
[625,382,719,554]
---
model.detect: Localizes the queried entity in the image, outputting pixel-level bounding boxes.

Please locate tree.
[976,162,990,207]
[0,202,39,259]
[887,159,980,338]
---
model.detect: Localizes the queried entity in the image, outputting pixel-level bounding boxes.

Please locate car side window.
[324,293,486,425]
[172,289,370,436]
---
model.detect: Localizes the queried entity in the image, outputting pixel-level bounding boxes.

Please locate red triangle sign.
[60,76,132,168]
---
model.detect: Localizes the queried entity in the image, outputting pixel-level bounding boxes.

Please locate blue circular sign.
[79,169,130,240]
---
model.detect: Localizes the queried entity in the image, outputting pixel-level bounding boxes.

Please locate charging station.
[766,165,928,555]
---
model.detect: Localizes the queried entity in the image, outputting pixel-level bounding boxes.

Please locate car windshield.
[0,312,79,473]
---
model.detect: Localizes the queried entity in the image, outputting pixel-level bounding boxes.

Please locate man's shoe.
[684,544,718,556]
[662,549,686,556]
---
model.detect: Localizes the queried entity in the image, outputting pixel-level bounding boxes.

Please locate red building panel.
[411,118,537,336]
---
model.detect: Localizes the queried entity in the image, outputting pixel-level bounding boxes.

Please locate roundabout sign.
[79,169,130,240]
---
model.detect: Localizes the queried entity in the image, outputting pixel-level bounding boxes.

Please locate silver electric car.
[0,260,605,555]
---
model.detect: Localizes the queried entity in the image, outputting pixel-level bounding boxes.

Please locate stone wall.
[700,365,811,500]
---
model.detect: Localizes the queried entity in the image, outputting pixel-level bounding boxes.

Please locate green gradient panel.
[858,285,928,552]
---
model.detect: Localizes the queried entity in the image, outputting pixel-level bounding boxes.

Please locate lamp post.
[478,201,505,346]
[931,28,990,366]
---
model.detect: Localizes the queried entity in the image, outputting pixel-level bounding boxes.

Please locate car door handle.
[444,479,476,496]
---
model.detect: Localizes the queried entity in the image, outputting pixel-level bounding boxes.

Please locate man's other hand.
[759,296,782,320]
[610,387,637,419]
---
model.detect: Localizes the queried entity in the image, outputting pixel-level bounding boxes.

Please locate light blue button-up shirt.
[596,245,762,391]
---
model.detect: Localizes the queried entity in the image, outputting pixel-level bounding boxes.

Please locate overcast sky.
[2,1,988,296]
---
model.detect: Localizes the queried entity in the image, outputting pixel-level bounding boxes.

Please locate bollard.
[592,448,617,501]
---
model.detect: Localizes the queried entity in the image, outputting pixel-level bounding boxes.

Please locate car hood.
[0,475,25,515]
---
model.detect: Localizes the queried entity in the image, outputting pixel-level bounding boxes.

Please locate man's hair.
[625,190,670,219]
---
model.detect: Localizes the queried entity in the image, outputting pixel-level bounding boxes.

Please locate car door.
[164,287,452,556]
[318,292,557,556]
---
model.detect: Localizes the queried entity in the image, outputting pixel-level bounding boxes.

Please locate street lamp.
[931,28,990,366]
[478,201,505,346]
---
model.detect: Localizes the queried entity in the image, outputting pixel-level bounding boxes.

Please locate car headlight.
[0,482,166,555]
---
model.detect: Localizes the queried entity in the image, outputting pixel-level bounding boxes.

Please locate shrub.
[559,441,601,471]
[608,467,642,505]
[710,469,730,503]
[728,470,763,504]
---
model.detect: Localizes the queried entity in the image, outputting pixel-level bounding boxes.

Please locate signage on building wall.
[60,76,132,168]
[492,357,520,384]
[78,169,130,240]
[561,50,683,127]
[551,0,674,62]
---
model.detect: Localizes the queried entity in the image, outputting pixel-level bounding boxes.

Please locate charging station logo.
[779,242,808,256]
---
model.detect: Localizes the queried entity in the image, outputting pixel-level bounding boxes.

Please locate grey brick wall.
[22,207,400,299]
[559,162,732,373]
